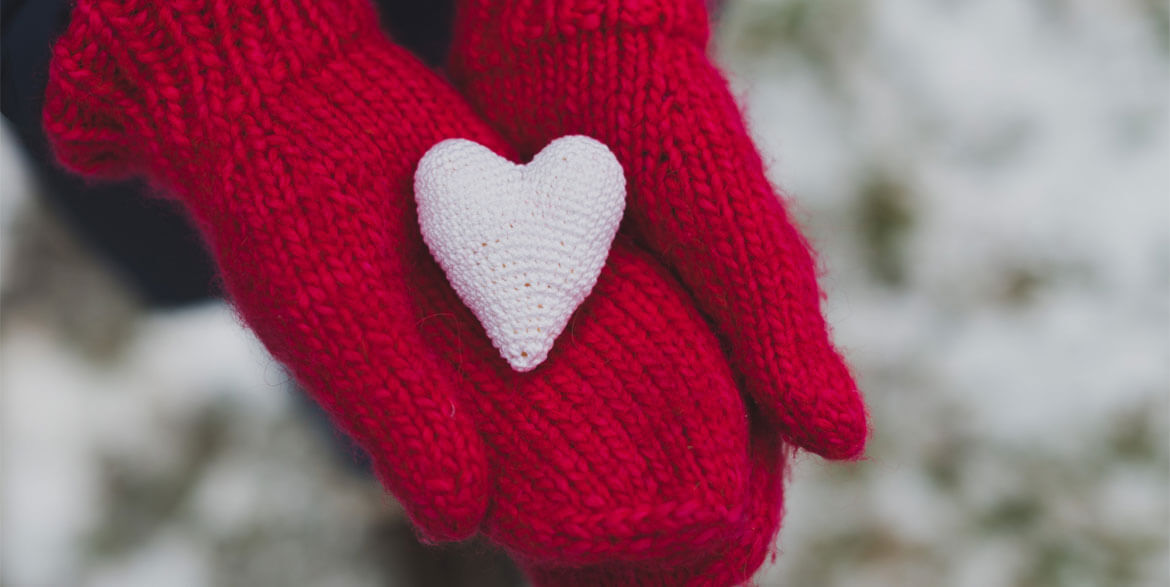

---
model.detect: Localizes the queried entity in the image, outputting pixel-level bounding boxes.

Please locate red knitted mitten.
[43,0,782,575]
[450,0,870,461]
[44,0,502,542]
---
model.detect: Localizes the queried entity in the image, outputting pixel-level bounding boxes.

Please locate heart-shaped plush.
[414,136,626,372]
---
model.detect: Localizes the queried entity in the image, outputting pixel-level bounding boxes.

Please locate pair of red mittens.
[43,1,867,584]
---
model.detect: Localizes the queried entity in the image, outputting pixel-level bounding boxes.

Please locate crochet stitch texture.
[42,0,869,585]
[415,136,626,372]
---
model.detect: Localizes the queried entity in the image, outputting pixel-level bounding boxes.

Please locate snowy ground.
[2,0,1167,585]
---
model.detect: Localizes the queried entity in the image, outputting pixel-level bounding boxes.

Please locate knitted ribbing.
[450,0,869,460]
[43,0,768,573]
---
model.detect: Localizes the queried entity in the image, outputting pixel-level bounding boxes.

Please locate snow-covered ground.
[2,0,1167,585]
[717,1,1169,585]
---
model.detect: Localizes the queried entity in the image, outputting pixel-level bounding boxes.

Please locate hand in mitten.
[449,0,870,460]
[45,0,497,541]
[43,0,785,577]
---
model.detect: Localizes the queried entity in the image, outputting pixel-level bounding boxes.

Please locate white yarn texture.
[414,136,626,372]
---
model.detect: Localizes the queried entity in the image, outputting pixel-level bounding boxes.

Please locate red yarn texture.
[42,0,868,585]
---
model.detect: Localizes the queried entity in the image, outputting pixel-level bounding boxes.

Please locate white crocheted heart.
[415,136,626,372]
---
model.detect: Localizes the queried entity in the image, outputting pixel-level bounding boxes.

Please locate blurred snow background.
[2,0,1167,585]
